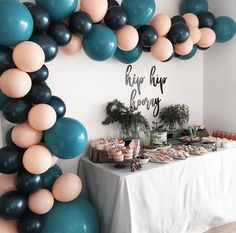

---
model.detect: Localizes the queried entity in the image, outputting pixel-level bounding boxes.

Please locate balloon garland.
[0,0,235,232]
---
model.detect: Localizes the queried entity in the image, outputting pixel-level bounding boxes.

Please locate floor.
[206,222,236,233]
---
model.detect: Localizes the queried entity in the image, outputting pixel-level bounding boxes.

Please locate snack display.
[142,144,158,152]
[179,136,201,143]
[161,148,190,160]
[178,145,208,155]
[202,136,236,149]
[149,154,173,164]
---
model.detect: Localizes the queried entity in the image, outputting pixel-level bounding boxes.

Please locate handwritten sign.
[125,65,167,117]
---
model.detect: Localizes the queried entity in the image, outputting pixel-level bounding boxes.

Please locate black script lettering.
[150,66,167,94]
[125,65,145,95]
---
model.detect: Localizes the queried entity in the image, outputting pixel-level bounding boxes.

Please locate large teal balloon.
[41,196,100,233]
[179,0,208,16]
[115,44,143,64]
[83,25,117,61]
[0,1,33,46]
[35,0,78,20]
[213,16,236,43]
[121,0,156,27]
[179,45,198,60]
[44,117,88,159]
[0,91,9,110]
[42,165,63,190]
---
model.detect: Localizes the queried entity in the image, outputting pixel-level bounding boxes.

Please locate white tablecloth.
[78,148,236,233]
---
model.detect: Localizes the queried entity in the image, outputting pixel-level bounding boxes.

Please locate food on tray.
[137,154,150,164]
[149,154,173,164]
[179,136,201,143]
[178,145,208,155]
[161,148,189,160]
[142,144,158,152]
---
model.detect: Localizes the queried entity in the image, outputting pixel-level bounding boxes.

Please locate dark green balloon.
[44,117,88,159]
[180,0,208,16]
[41,197,99,233]
[42,165,63,190]
[0,1,33,46]
[35,0,78,21]
[0,91,9,110]
[213,16,236,43]
[0,146,24,174]
[115,44,143,64]
[0,191,27,220]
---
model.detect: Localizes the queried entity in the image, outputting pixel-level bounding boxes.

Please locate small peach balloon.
[28,104,57,131]
[175,38,193,55]
[0,219,18,233]
[23,145,52,174]
[197,28,216,48]
[80,0,108,23]
[61,35,82,55]
[12,122,43,148]
[183,13,199,27]
[0,68,32,98]
[116,25,139,51]
[150,13,171,36]
[51,155,59,167]
[52,173,82,202]
[151,37,173,61]
[189,26,201,44]
[13,41,45,72]
[0,174,16,196]
[28,189,54,215]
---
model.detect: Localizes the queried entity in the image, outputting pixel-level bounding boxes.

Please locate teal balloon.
[179,45,198,60]
[213,16,236,43]
[180,0,208,16]
[44,117,88,159]
[115,44,143,64]
[41,196,100,233]
[42,165,63,190]
[121,0,156,27]
[83,25,117,61]
[0,91,9,110]
[0,1,33,46]
[35,0,78,20]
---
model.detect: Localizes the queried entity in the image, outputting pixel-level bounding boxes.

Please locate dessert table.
[78,148,236,233]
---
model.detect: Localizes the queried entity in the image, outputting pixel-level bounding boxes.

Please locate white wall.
[1,0,204,173]
[204,0,236,133]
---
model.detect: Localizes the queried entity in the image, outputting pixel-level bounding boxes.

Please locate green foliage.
[159,104,190,129]
[102,99,150,137]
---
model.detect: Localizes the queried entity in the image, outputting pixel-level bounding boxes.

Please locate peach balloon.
[28,189,54,215]
[61,35,82,55]
[13,41,45,72]
[0,219,18,233]
[12,122,43,148]
[183,13,199,27]
[28,104,57,131]
[0,68,32,98]
[116,25,139,51]
[0,174,16,196]
[80,0,108,23]
[197,28,216,48]
[23,145,52,174]
[52,173,82,202]
[175,38,193,56]
[151,37,173,61]
[189,26,201,44]
[51,155,59,167]
[150,13,171,36]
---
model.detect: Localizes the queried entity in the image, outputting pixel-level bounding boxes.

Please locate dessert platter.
[142,143,171,152]
[162,148,190,160]
[179,136,201,143]
[178,145,208,155]
[149,153,174,164]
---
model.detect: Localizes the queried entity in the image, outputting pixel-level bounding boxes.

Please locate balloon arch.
[0,0,235,232]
